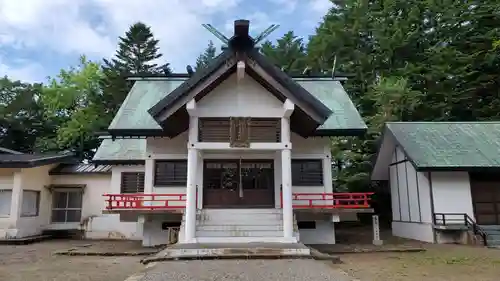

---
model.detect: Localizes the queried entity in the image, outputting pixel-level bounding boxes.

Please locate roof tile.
[387,122,500,168]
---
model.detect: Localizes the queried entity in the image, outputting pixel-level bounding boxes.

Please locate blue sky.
[0,0,332,83]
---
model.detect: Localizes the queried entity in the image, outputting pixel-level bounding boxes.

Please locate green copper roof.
[108,79,185,131]
[387,122,500,169]
[108,77,366,134]
[296,79,367,132]
[93,139,146,161]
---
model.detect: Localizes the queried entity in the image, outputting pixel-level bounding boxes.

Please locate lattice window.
[51,190,82,223]
[291,160,324,186]
[121,172,145,193]
[248,118,280,142]
[199,118,231,142]
[154,160,188,186]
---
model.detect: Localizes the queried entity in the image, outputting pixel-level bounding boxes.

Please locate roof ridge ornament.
[201,20,280,51]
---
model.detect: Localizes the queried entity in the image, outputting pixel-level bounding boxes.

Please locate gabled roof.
[146,20,336,137]
[147,51,234,119]
[107,78,366,137]
[0,147,23,154]
[92,139,146,165]
[0,153,75,168]
[106,20,367,138]
[371,122,500,180]
[148,49,332,127]
[108,78,184,135]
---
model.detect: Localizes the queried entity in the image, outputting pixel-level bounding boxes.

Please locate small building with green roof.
[372,121,500,246]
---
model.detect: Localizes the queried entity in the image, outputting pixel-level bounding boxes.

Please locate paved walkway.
[128,259,357,281]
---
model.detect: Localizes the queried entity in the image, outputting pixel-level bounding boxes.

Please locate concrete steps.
[188,208,298,243]
[479,225,500,246]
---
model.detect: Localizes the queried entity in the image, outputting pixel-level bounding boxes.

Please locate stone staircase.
[479,225,500,247]
[179,208,299,243]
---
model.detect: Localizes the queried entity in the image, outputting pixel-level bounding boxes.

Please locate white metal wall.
[389,146,434,242]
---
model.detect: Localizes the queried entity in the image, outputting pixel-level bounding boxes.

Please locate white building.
[0,20,374,246]
[372,121,500,246]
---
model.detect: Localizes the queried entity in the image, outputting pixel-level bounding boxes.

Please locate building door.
[470,173,500,225]
[240,160,275,207]
[203,160,240,208]
[203,160,275,208]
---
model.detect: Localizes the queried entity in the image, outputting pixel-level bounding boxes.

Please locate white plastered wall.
[51,173,142,240]
[0,165,53,238]
[0,164,144,240]
[0,169,17,238]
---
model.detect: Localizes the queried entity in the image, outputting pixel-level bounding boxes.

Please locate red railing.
[104,192,374,211]
[281,192,374,209]
[103,193,187,210]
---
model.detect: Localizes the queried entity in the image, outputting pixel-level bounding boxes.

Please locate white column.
[323,144,333,193]
[281,113,294,240]
[184,99,198,243]
[281,148,293,240]
[281,99,294,241]
[144,159,154,194]
[184,147,198,243]
[10,171,23,222]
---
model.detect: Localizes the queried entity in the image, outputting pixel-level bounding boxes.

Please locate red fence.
[104,193,187,210]
[104,192,374,210]
[281,192,374,209]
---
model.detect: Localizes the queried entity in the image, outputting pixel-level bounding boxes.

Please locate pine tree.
[105,22,165,74]
[194,41,217,71]
[101,22,169,117]
[260,31,307,75]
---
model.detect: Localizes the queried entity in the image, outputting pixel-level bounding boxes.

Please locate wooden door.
[203,159,275,208]
[203,160,240,208]
[470,174,500,225]
[240,160,275,208]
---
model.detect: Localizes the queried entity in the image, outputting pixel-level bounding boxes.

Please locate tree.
[0,77,53,153]
[306,0,500,192]
[260,31,307,74]
[104,22,165,74]
[101,22,168,117]
[195,41,217,71]
[39,56,107,160]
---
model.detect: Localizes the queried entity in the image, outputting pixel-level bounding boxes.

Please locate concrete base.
[141,242,311,263]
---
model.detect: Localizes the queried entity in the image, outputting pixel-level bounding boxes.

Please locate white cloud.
[0,0,242,77]
[269,0,298,14]
[224,12,277,36]
[310,0,333,14]
[0,59,45,82]
[0,0,330,81]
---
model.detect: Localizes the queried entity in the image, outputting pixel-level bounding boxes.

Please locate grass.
[334,244,500,281]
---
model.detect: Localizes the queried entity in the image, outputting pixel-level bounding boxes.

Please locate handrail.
[281,192,374,209]
[433,213,488,246]
[103,193,188,210]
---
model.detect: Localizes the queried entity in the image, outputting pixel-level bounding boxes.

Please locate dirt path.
[0,240,144,281]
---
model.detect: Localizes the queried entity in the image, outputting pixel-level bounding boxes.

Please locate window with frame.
[291,159,323,186]
[0,190,12,217]
[21,190,40,217]
[121,172,145,193]
[154,161,187,186]
[51,190,83,223]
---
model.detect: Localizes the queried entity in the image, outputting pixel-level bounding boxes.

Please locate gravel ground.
[135,259,355,281]
[0,240,144,281]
